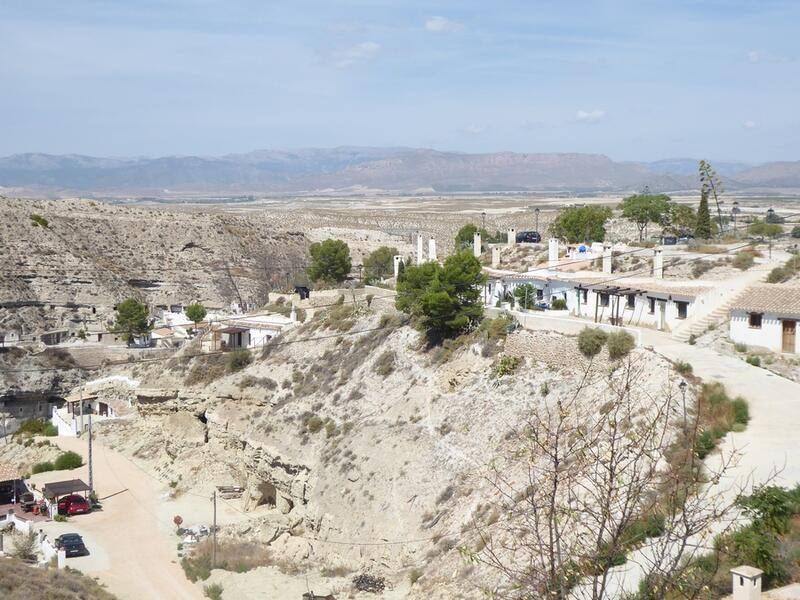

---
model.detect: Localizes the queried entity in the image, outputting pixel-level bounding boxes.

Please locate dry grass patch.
[0,557,118,600]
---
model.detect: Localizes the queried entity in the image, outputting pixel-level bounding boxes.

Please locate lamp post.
[534,207,540,234]
[679,380,688,437]
[731,201,740,236]
[481,211,486,231]
[767,208,775,259]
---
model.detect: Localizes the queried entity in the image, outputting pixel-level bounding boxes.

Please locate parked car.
[55,533,88,557]
[516,230,542,243]
[57,494,92,516]
[663,236,677,245]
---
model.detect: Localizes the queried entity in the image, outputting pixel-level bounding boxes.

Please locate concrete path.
[33,437,204,600]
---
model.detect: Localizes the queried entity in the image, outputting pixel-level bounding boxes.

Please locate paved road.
[33,437,204,600]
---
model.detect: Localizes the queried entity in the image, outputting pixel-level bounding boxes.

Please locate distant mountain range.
[1,148,798,196]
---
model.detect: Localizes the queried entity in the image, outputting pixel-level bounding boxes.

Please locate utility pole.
[535,207,540,234]
[211,490,217,568]
[88,413,94,493]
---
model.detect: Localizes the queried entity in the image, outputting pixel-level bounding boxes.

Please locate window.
[600,293,610,307]
[676,301,688,319]
[581,289,588,303]
[648,297,656,314]
[536,288,544,300]
[749,312,763,328]
[627,294,635,309]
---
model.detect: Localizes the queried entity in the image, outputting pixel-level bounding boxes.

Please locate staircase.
[671,301,734,342]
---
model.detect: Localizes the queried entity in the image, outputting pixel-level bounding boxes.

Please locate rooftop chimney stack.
[602,244,612,274]
[492,246,501,268]
[548,238,559,269]
[416,232,424,265]
[393,255,403,278]
[428,237,437,262]
[654,249,664,279]
[730,566,763,600]
[507,228,516,246]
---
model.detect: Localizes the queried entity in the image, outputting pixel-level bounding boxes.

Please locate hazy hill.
[0,148,797,196]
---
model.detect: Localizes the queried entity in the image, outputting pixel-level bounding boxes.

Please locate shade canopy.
[42,479,91,499]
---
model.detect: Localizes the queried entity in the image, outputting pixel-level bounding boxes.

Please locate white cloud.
[575,109,606,123]
[747,50,761,63]
[424,16,464,33]
[333,41,381,68]
[461,123,486,135]
[744,120,757,128]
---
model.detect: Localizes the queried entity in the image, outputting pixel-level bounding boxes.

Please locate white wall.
[729,309,798,353]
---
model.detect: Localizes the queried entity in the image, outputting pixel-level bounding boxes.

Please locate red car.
[57,494,92,516]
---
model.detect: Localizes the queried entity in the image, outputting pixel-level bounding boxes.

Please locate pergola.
[42,479,91,501]
[577,284,641,325]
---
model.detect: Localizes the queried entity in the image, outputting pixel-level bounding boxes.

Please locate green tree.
[695,192,712,239]
[185,303,207,329]
[618,194,672,241]
[455,224,479,249]
[54,451,83,470]
[396,251,486,341]
[699,160,725,234]
[513,284,538,309]
[363,246,400,283]
[306,239,352,284]
[114,298,151,341]
[668,204,697,235]
[791,225,800,239]
[397,258,406,282]
[748,219,782,238]
[549,206,612,243]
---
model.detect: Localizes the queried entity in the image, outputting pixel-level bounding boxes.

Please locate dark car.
[55,533,88,557]
[57,494,92,516]
[663,236,677,245]
[516,230,542,243]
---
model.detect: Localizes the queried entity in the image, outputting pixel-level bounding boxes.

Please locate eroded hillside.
[87,302,688,599]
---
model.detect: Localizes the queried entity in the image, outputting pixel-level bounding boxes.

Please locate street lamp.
[678,380,688,436]
[481,211,486,231]
[731,201,740,236]
[534,207,540,234]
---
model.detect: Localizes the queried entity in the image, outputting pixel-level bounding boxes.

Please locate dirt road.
[34,436,204,600]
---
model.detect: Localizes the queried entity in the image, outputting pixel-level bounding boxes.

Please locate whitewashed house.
[215,312,297,351]
[729,285,800,354]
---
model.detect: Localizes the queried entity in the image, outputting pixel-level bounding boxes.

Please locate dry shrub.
[184,354,226,386]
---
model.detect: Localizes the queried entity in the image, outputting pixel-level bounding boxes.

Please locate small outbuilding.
[729,285,800,354]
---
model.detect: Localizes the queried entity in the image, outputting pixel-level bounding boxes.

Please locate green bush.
[688,334,697,345]
[695,429,718,459]
[32,461,55,474]
[792,225,800,239]
[493,355,520,377]
[54,451,83,470]
[305,415,324,433]
[767,266,790,284]
[204,583,224,600]
[17,418,57,437]
[732,398,750,425]
[181,555,212,582]
[30,214,49,228]
[226,349,252,373]
[675,361,693,375]
[54,514,68,522]
[577,327,608,358]
[732,251,755,271]
[606,331,635,360]
[746,355,761,367]
[734,342,748,353]
[550,298,568,310]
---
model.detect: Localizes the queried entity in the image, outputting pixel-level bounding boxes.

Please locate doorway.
[782,320,796,353]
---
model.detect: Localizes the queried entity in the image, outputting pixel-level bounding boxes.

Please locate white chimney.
[602,243,612,274]
[473,232,482,258]
[507,228,516,246]
[492,246,501,268]
[548,238,559,268]
[428,237,437,262]
[290,304,297,322]
[416,232,424,265]
[653,249,664,279]
[393,255,403,278]
[730,566,762,600]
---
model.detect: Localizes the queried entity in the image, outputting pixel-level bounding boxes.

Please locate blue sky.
[1,0,798,162]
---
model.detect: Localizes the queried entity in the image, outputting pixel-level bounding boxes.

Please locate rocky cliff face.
[0,197,309,334]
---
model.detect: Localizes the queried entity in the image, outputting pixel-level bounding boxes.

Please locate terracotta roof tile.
[731,285,800,317]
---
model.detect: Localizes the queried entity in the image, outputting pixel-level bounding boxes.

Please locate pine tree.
[695,191,712,239]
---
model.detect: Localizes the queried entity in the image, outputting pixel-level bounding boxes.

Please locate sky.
[1,0,798,162]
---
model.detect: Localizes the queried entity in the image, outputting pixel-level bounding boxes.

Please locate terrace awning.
[42,479,91,499]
